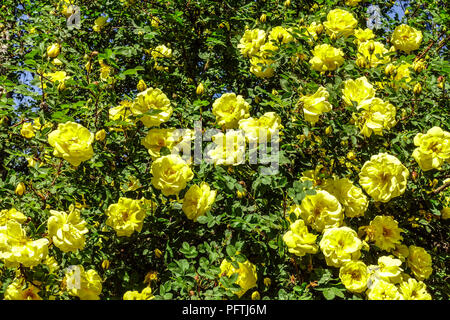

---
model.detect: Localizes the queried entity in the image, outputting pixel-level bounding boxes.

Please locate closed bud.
[284,0,291,7]
[15,182,26,196]
[101,260,110,269]
[137,79,147,92]
[46,43,60,58]
[237,190,247,198]
[325,126,332,135]
[385,63,396,76]
[272,89,279,96]
[196,82,205,95]
[251,291,261,300]
[316,24,324,35]
[95,129,106,141]
[155,249,163,258]
[413,83,422,95]
[413,60,426,72]
[259,14,267,23]
[368,42,376,54]
[264,277,271,287]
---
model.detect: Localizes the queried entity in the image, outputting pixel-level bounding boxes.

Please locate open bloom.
[366,279,402,300]
[268,26,293,44]
[407,246,432,281]
[391,24,422,53]
[47,205,88,252]
[339,261,369,293]
[4,278,42,300]
[283,219,318,257]
[354,28,375,44]
[355,98,397,137]
[219,259,257,298]
[131,87,172,127]
[141,128,193,159]
[323,9,358,37]
[319,227,362,267]
[238,112,282,143]
[399,278,432,300]
[150,154,194,196]
[207,130,246,166]
[105,197,152,237]
[297,190,343,233]
[365,215,404,252]
[48,121,94,167]
[64,265,102,300]
[20,122,35,139]
[182,182,217,221]
[412,126,450,171]
[359,153,408,202]
[309,44,344,72]
[0,208,27,226]
[237,29,266,57]
[342,77,376,107]
[0,220,48,268]
[212,93,250,129]
[377,256,403,283]
[299,86,332,125]
[322,178,368,218]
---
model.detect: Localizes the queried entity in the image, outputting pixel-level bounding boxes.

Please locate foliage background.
[0,0,449,300]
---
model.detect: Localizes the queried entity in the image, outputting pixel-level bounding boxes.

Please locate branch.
[433,179,450,195]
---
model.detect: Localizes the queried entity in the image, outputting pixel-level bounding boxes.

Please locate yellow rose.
[48,121,94,166]
[355,98,397,137]
[323,9,358,38]
[365,215,404,252]
[412,126,450,171]
[399,278,432,300]
[182,182,217,221]
[412,59,426,72]
[150,154,194,196]
[377,256,403,283]
[342,77,376,107]
[238,112,282,143]
[249,55,275,78]
[46,43,61,58]
[105,197,151,237]
[20,122,35,139]
[299,86,332,124]
[392,63,412,89]
[212,93,250,129]
[297,190,343,233]
[366,279,402,300]
[4,278,42,300]
[207,130,246,166]
[319,226,362,267]
[339,261,369,293]
[123,287,154,300]
[0,220,48,268]
[268,26,293,44]
[353,28,375,45]
[407,246,432,281]
[322,178,368,218]
[0,208,27,226]
[357,40,390,68]
[237,29,266,57]
[141,128,175,158]
[282,219,318,257]
[391,24,423,53]
[47,205,88,252]
[309,44,344,72]
[392,244,410,262]
[359,153,409,202]
[131,87,173,127]
[64,265,102,300]
[196,82,205,95]
[219,259,258,298]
